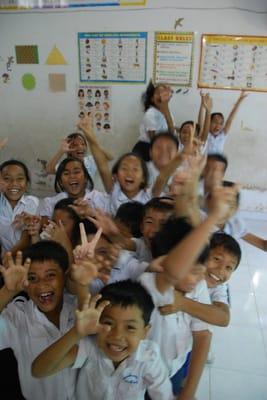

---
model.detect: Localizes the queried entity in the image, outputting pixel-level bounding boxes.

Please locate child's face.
[203,159,226,191]
[27,260,65,315]
[205,246,238,288]
[150,137,177,169]
[180,124,193,145]
[116,156,144,196]
[68,137,87,160]
[141,207,172,247]
[175,264,206,293]
[1,165,28,207]
[59,161,87,198]
[53,209,75,238]
[210,115,224,136]
[97,304,149,366]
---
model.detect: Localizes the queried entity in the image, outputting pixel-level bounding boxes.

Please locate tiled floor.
[196,217,267,400]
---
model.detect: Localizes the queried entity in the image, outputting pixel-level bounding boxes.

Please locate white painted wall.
[0,0,267,202]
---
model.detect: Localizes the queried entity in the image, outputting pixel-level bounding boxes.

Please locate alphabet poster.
[153,31,194,86]
[198,34,267,92]
[77,85,112,134]
[78,32,147,83]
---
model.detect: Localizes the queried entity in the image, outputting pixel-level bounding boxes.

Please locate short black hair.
[151,217,209,264]
[66,132,87,149]
[22,241,69,272]
[142,79,156,111]
[98,280,154,326]
[211,112,224,122]
[143,197,174,219]
[207,153,228,172]
[0,159,31,184]
[115,201,144,238]
[112,152,149,189]
[54,198,81,224]
[54,157,94,193]
[210,232,241,269]
[150,131,179,150]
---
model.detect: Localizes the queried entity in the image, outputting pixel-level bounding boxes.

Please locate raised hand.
[0,252,31,293]
[159,289,185,315]
[70,258,111,287]
[203,93,213,112]
[41,220,67,242]
[60,138,73,154]
[75,293,110,337]
[69,199,95,219]
[88,209,120,239]
[209,183,240,222]
[73,223,102,261]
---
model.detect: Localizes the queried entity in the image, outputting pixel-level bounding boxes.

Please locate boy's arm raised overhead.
[224,91,248,134]
[0,252,31,312]
[32,294,110,378]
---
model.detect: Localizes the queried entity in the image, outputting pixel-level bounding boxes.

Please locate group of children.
[0,81,266,400]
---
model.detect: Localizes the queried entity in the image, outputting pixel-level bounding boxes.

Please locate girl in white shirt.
[132,80,175,161]
[0,159,39,255]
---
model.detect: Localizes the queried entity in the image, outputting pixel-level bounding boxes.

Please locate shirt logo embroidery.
[123,374,139,384]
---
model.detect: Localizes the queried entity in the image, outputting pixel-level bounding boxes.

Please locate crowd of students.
[0,81,266,400]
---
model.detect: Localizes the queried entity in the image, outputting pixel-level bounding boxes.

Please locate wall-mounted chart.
[153,31,194,87]
[78,32,147,84]
[198,34,267,92]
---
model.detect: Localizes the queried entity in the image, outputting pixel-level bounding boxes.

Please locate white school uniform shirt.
[72,337,174,400]
[90,250,149,295]
[205,131,226,155]
[209,283,229,305]
[146,161,173,192]
[138,106,174,143]
[0,293,77,400]
[56,155,97,179]
[139,273,211,376]
[38,188,110,218]
[214,212,248,239]
[109,182,152,216]
[0,193,39,253]
[132,237,152,262]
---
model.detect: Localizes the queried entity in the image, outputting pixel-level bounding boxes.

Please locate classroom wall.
[0,0,267,208]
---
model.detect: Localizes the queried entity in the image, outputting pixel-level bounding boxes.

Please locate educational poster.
[0,0,146,10]
[153,32,194,87]
[77,85,112,134]
[78,32,147,83]
[198,34,267,92]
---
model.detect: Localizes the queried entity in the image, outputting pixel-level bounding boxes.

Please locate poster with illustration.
[77,85,112,134]
[78,32,147,83]
[153,31,194,86]
[198,34,267,92]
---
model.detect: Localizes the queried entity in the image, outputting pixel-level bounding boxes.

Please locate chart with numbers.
[78,32,147,84]
[198,34,267,92]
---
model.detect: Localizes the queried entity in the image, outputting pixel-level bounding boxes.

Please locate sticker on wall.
[1,55,15,84]
[77,85,112,134]
[49,73,66,92]
[22,73,36,90]
[45,46,67,65]
[15,45,39,64]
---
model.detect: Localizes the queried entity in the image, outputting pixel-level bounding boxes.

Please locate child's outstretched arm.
[152,153,183,197]
[159,290,230,326]
[78,116,113,193]
[46,139,72,175]
[162,184,239,284]
[199,93,213,145]
[224,91,248,134]
[242,232,267,252]
[157,86,175,135]
[0,252,31,312]
[32,293,110,378]
[179,329,211,400]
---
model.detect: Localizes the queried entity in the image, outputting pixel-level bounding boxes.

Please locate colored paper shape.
[15,45,39,64]
[48,73,66,92]
[45,46,67,65]
[22,73,36,90]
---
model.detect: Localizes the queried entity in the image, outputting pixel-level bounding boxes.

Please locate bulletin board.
[0,0,146,10]
[153,31,194,87]
[78,32,147,84]
[198,34,267,92]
